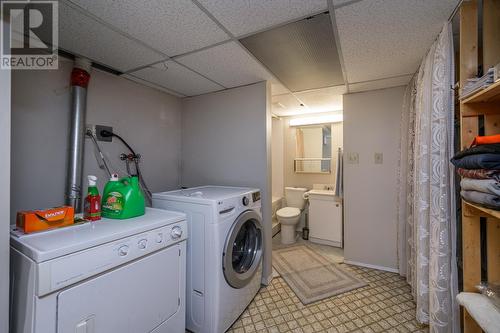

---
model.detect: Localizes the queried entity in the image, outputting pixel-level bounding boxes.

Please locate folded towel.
[472,134,500,146]
[451,154,500,170]
[461,190,500,210]
[461,178,500,196]
[453,143,500,160]
[457,168,500,180]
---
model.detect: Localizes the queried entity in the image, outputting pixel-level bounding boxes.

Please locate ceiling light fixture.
[289,114,343,126]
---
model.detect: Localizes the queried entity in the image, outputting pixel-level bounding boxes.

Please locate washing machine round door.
[223,210,263,289]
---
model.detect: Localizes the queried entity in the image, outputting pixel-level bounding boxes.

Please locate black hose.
[100,130,137,156]
[100,129,152,205]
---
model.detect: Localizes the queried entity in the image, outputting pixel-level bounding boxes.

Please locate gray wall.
[181,82,273,284]
[11,57,182,222]
[1,17,11,333]
[343,86,405,272]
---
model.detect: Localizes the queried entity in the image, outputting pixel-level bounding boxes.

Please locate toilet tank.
[284,187,308,209]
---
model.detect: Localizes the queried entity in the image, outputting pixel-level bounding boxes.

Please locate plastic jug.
[101,174,145,219]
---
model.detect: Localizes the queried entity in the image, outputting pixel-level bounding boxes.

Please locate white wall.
[181,82,273,284]
[271,117,284,198]
[11,57,182,222]
[0,17,11,332]
[343,86,405,272]
[284,118,343,189]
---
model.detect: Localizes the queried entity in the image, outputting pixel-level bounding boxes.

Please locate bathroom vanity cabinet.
[308,191,343,248]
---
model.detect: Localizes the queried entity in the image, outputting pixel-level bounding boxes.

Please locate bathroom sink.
[306,189,342,202]
[307,189,335,196]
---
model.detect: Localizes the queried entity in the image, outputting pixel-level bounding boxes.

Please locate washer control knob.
[156,233,163,243]
[118,245,129,256]
[242,196,250,206]
[171,226,183,239]
[138,239,147,249]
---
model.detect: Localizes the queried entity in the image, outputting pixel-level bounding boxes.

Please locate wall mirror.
[294,125,332,173]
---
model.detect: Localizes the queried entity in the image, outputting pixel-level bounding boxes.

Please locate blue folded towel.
[451,154,500,170]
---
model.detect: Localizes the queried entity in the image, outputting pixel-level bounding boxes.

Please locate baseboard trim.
[344,260,399,274]
[309,237,342,248]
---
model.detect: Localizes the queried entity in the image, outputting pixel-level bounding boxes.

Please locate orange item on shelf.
[471,134,500,146]
[16,206,74,234]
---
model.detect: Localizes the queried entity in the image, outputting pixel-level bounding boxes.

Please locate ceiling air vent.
[240,12,344,92]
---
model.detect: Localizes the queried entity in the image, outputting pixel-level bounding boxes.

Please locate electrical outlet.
[346,152,359,164]
[374,152,383,164]
[96,125,113,142]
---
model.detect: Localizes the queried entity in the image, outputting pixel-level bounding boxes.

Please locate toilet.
[277,187,308,244]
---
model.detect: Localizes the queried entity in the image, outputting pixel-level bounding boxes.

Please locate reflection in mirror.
[295,125,332,173]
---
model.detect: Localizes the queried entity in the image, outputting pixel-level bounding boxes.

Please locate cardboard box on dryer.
[16,206,75,234]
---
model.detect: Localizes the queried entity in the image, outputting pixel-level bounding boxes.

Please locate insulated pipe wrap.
[65,58,91,212]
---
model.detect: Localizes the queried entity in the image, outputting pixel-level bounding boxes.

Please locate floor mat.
[272,245,367,304]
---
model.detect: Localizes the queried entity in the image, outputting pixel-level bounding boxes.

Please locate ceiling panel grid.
[57,0,460,101]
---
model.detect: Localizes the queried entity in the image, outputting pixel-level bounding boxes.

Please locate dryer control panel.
[37,220,188,296]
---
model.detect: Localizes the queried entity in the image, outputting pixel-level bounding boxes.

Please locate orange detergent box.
[16,206,75,234]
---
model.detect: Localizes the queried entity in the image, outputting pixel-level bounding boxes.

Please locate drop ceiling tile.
[128,61,224,97]
[295,86,344,113]
[67,0,229,56]
[271,81,290,96]
[348,75,413,93]
[335,0,459,83]
[197,0,330,37]
[59,2,165,72]
[121,74,186,98]
[176,42,273,88]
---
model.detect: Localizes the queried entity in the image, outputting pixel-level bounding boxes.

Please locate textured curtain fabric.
[397,23,459,332]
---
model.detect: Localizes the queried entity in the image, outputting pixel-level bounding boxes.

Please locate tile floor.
[227,234,428,333]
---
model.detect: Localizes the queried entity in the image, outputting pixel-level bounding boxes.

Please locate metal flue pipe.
[65,57,91,213]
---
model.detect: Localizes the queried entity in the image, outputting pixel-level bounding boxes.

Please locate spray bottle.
[84,175,101,221]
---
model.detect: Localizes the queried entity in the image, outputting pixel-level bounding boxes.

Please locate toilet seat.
[277,207,300,218]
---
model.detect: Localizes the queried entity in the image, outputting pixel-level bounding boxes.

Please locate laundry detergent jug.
[101,174,145,219]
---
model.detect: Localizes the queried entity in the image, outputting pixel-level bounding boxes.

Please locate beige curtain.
[397,22,459,333]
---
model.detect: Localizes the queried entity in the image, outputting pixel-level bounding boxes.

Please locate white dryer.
[10,208,188,333]
[153,186,263,333]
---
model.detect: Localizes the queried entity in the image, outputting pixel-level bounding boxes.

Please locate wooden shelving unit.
[461,80,500,104]
[459,1,500,332]
[463,200,500,219]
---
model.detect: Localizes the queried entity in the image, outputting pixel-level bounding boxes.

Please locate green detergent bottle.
[101,174,145,219]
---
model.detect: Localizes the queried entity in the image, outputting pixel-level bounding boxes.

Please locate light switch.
[374,152,383,164]
[346,152,359,164]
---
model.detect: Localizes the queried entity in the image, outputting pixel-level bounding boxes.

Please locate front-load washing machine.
[153,186,263,333]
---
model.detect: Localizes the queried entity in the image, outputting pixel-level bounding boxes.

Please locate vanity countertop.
[307,189,342,202]
[308,189,335,196]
